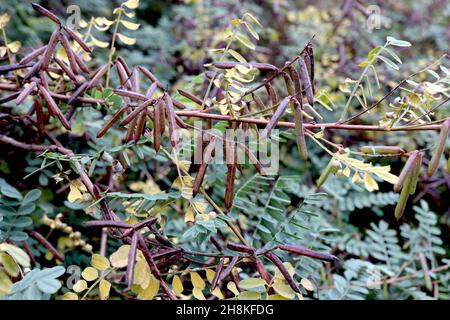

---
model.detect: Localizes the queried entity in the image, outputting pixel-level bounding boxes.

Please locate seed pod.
[253,258,272,284]
[394,151,419,192]
[115,60,132,88]
[288,65,302,97]
[0,63,33,74]
[96,105,128,138]
[193,137,216,196]
[16,82,37,105]
[131,68,140,92]
[265,83,278,107]
[23,59,43,82]
[305,44,315,94]
[116,56,132,76]
[67,81,89,105]
[317,158,338,188]
[38,85,71,130]
[360,146,406,155]
[125,232,138,288]
[87,64,108,89]
[62,25,92,53]
[19,45,47,65]
[225,138,237,210]
[29,230,64,262]
[39,70,49,89]
[138,66,164,89]
[293,98,308,160]
[252,93,266,111]
[265,252,300,293]
[124,115,138,142]
[134,111,147,143]
[394,173,412,221]
[121,99,155,126]
[239,143,268,176]
[114,89,147,101]
[54,57,79,84]
[42,29,60,70]
[0,92,20,105]
[227,242,254,254]
[145,82,158,99]
[153,100,163,151]
[210,257,225,290]
[213,61,277,71]
[178,89,203,106]
[409,152,422,195]
[283,71,294,96]
[164,95,179,147]
[34,96,45,136]
[59,34,79,74]
[31,3,61,24]
[159,99,166,135]
[218,255,239,282]
[74,53,90,73]
[298,58,314,106]
[278,244,337,262]
[260,96,291,140]
[428,120,450,177]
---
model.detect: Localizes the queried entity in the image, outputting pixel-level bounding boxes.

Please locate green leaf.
[238,278,266,290]
[1,185,22,200]
[386,36,411,47]
[22,189,41,205]
[378,56,399,70]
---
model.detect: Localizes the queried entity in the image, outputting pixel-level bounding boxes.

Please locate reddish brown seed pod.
[252,93,266,110]
[226,242,255,254]
[293,98,308,160]
[126,232,138,289]
[23,59,43,82]
[224,138,237,210]
[29,230,64,262]
[19,45,47,65]
[394,151,419,192]
[211,257,225,290]
[159,99,166,135]
[39,70,49,90]
[38,84,71,130]
[116,56,132,76]
[283,71,294,96]
[145,82,158,99]
[62,25,92,53]
[153,100,163,151]
[288,65,302,97]
[218,255,239,282]
[59,33,79,74]
[54,57,79,84]
[298,58,314,106]
[164,94,179,147]
[16,82,37,105]
[278,244,337,262]
[97,105,129,138]
[0,92,20,105]
[306,44,315,94]
[42,29,60,70]
[67,81,89,105]
[73,53,90,73]
[265,252,300,293]
[177,89,203,106]
[428,119,450,177]
[265,83,278,107]
[193,137,217,196]
[120,99,155,126]
[31,3,61,24]
[239,143,268,176]
[138,66,164,89]
[34,96,45,136]
[260,96,291,140]
[125,116,138,142]
[131,68,140,92]
[87,64,109,89]
[253,257,272,284]
[114,89,147,101]
[115,60,132,89]
[134,111,147,143]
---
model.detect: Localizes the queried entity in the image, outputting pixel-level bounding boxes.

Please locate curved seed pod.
[120,99,154,126]
[283,71,294,96]
[115,60,132,88]
[0,63,30,74]
[0,92,20,105]
[278,244,337,262]
[114,89,147,101]
[239,143,268,176]
[97,106,128,138]
[225,139,237,210]
[125,116,138,142]
[116,56,132,76]
[31,3,61,24]
[252,93,266,111]
[211,258,225,290]
[131,68,140,92]
[213,61,277,71]
[394,151,419,192]
[260,96,291,140]
[306,44,315,92]
[218,256,239,282]
[87,64,108,89]
[42,29,60,70]
[153,100,163,151]
[178,89,203,106]
[54,57,79,84]
[175,114,187,129]
[67,81,89,105]
[126,232,138,288]
[253,258,272,284]
[19,45,47,65]
[265,83,278,107]
[134,111,147,143]
[23,59,43,82]
[298,58,314,106]
[29,231,64,262]
[317,158,338,188]
[394,173,412,221]
[428,120,450,177]
[172,99,187,110]
[227,242,255,254]
[164,95,179,147]
[145,82,158,99]
[16,82,37,105]
[409,151,422,195]
[74,53,90,73]
[62,25,92,53]
[265,252,300,293]
[138,66,164,89]
[39,70,49,90]
[60,33,79,74]
[293,98,308,160]
[288,65,302,97]
[193,137,217,196]
[360,146,406,155]
[38,84,71,130]
[35,96,45,136]
[159,99,166,135]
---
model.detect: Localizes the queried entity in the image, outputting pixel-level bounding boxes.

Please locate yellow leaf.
[138,274,160,300]
[90,35,109,48]
[363,173,379,192]
[73,280,88,293]
[300,278,314,291]
[211,287,224,299]
[0,46,7,58]
[172,275,183,295]
[267,294,290,300]
[237,291,261,300]
[236,34,255,50]
[0,270,12,296]
[274,262,295,279]
[91,254,110,271]
[133,259,150,288]
[122,0,139,9]
[226,281,239,296]
[68,182,83,203]
[238,278,266,290]
[120,20,140,30]
[110,245,130,268]
[192,287,206,300]
[206,269,215,284]
[272,281,295,299]
[184,207,195,223]
[61,292,78,300]
[82,267,98,281]
[190,272,205,290]
[99,279,111,300]
[0,14,10,28]
[117,33,136,45]
[6,41,21,53]
[342,166,351,177]
[0,252,19,277]
[352,172,362,184]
